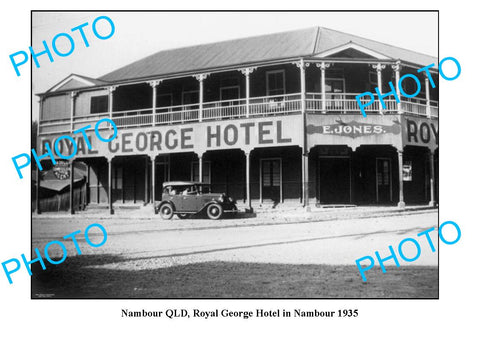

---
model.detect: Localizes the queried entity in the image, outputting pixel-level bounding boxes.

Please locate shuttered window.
[262,160,280,187]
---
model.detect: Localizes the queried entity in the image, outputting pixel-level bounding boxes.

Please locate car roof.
[162,181,207,187]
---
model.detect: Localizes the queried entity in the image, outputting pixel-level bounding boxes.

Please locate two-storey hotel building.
[35,26,439,214]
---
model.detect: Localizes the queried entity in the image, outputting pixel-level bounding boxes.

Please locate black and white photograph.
[0,2,478,338]
[30,11,439,298]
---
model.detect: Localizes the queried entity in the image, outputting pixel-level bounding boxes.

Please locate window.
[400,76,425,99]
[220,86,240,110]
[325,78,345,93]
[262,160,281,187]
[220,86,240,101]
[157,93,173,108]
[266,70,285,96]
[90,95,108,114]
[182,90,199,105]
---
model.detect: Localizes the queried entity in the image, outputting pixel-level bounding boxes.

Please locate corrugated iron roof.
[40,26,436,92]
[314,27,437,66]
[100,27,319,82]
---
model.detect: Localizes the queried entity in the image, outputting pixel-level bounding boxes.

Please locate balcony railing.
[306,93,398,114]
[38,92,437,135]
[401,97,439,117]
[203,99,246,120]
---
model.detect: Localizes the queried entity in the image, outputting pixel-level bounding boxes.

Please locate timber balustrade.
[38,92,438,135]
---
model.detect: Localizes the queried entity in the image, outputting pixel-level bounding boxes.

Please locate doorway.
[376,158,392,203]
[260,158,282,203]
[325,78,345,112]
[317,156,351,204]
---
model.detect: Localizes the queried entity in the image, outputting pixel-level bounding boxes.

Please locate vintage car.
[156,181,237,220]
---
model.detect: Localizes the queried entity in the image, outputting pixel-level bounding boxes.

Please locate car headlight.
[219,195,225,203]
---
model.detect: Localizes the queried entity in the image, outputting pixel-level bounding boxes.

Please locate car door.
[170,189,186,212]
[179,185,199,212]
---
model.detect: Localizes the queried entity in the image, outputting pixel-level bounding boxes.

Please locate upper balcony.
[38,61,439,135]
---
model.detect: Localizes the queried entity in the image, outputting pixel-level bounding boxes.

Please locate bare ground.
[31,211,439,298]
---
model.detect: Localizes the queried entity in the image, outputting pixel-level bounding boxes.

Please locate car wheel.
[207,203,223,220]
[160,203,174,220]
[178,213,190,219]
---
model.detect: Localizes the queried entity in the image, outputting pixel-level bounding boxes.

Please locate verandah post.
[108,157,114,214]
[70,160,75,215]
[397,149,405,208]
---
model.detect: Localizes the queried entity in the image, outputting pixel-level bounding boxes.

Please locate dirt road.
[31,211,438,298]
[32,211,438,269]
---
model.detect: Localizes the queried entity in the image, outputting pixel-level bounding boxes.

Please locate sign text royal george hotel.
[39,116,302,158]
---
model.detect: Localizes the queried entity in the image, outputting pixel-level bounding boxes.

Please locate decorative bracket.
[371,63,386,71]
[148,80,162,88]
[315,62,332,70]
[293,60,310,69]
[391,61,402,72]
[194,73,209,82]
[240,67,257,76]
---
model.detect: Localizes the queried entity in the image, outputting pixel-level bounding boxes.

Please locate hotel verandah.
[35,26,439,214]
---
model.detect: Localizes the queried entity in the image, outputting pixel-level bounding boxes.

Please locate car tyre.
[159,203,174,220]
[207,203,223,220]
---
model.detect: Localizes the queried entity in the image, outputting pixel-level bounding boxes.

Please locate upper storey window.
[183,90,199,105]
[266,70,285,96]
[90,95,108,114]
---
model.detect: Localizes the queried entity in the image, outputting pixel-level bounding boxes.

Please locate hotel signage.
[38,115,303,158]
[307,115,403,149]
[307,121,401,138]
[403,117,438,149]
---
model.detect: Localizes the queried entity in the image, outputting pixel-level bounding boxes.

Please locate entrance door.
[325,78,345,112]
[261,159,281,203]
[376,158,392,203]
[220,86,240,118]
[317,157,351,204]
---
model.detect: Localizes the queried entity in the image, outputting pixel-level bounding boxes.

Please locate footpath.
[33,204,438,231]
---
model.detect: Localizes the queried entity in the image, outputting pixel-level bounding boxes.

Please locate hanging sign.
[53,160,71,180]
[402,161,412,181]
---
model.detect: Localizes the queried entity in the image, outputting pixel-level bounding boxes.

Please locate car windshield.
[163,185,193,195]
[163,184,210,195]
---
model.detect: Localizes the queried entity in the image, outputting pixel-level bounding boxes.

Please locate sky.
[31,11,438,120]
